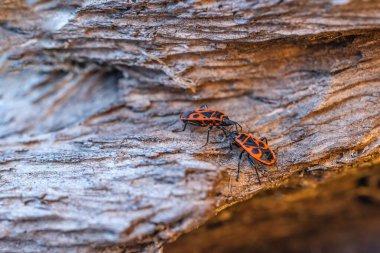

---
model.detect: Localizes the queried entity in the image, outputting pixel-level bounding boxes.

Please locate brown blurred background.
[167,163,380,253]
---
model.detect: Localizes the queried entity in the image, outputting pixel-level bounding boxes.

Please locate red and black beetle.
[225,130,276,184]
[176,105,242,146]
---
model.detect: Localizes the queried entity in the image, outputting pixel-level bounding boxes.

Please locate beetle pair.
[176,105,276,184]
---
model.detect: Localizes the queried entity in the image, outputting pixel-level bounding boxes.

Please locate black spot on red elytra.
[201,112,213,118]
[237,135,246,142]
[252,148,260,154]
[261,150,274,162]
[214,112,222,118]
[245,138,258,147]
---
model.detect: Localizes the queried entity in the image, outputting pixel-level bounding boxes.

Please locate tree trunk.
[0,0,379,252]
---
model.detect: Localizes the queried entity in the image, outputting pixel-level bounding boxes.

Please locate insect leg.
[236,150,245,181]
[200,104,208,110]
[202,126,213,147]
[247,155,262,185]
[173,122,188,132]
[260,137,268,144]
[182,122,188,131]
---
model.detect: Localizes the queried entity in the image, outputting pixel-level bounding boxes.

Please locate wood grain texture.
[0,0,380,252]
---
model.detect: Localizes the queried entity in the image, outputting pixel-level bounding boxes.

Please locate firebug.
[176,105,242,146]
[225,130,276,184]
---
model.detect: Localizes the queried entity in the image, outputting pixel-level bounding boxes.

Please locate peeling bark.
[0,0,380,252]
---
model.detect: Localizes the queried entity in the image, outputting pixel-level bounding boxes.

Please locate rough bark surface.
[0,0,380,252]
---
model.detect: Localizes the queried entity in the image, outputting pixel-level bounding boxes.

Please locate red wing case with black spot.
[234,133,276,165]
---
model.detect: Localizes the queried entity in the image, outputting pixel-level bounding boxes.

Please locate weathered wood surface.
[0,0,380,252]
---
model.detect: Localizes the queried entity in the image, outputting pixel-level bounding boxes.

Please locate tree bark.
[0,0,380,252]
